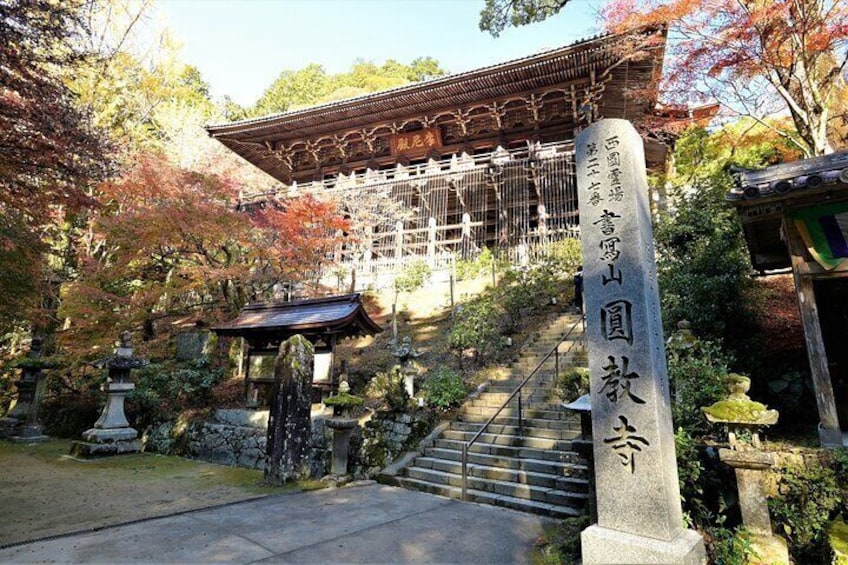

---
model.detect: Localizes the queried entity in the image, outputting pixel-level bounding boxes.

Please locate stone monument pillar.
[576,119,705,564]
[71,331,146,457]
[265,334,314,485]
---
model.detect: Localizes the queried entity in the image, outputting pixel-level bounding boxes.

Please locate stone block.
[581,525,706,565]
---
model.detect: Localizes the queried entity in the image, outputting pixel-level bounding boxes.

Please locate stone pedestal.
[718,449,789,565]
[582,526,706,565]
[71,381,140,457]
[327,417,357,475]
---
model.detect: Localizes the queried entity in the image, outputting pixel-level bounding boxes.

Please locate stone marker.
[576,119,705,564]
[265,334,314,485]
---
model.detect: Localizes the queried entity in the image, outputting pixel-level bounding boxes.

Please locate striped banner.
[790,202,848,270]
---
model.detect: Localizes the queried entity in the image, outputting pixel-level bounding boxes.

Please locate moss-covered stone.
[323,392,364,409]
[829,517,848,565]
[702,399,769,423]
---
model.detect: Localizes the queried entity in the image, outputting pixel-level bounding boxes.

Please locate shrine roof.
[205,30,655,145]
[725,151,848,272]
[213,294,382,339]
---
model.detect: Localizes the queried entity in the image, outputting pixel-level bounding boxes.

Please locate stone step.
[413,456,589,489]
[465,395,557,408]
[433,438,578,463]
[395,477,584,519]
[450,420,577,440]
[422,447,588,477]
[461,406,567,420]
[457,413,581,430]
[404,467,590,507]
[440,429,577,450]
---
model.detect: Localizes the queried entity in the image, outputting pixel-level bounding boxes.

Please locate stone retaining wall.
[143,408,434,479]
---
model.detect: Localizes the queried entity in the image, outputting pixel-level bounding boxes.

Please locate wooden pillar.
[784,218,843,446]
[395,220,404,261]
[427,217,437,266]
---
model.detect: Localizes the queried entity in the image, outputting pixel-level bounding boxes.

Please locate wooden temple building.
[214,294,382,406]
[728,151,848,446]
[206,30,670,285]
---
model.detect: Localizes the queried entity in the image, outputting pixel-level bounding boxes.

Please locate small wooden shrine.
[206,30,670,282]
[728,151,848,446]
[213,294,382,406]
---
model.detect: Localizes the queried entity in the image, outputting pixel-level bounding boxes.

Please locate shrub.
[666,328,730,436]
[449,298,505,362]
[366,366,409,412]
[455,247,500,281]
[769,459,842,564]
[552,367,589,403]
[40,391,102,438]
[421,368,466,410]
[395,259,431,295]
[128,357,223,429]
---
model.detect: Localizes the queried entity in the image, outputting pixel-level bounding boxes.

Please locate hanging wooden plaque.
[390,127,442,155]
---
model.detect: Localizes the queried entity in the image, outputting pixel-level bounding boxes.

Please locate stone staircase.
[381,312,590,518]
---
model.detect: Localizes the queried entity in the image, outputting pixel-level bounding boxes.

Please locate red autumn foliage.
[59,153,348,357]
[604,0,848,156]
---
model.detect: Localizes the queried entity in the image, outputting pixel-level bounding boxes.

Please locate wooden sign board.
[390,128,442,156]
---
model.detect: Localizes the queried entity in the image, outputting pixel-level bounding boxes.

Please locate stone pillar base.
[70,426,140,457]
[70,438,141,457]
[10,424,49,443]
[746,532,789,565]
[818,424,846,448]
[0,417,22,439]
[582,525,706,565]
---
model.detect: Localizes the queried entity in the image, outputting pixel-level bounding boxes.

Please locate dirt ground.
[0,439,311,547]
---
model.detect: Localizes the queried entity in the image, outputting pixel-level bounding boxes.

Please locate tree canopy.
[0,0,110,332]
[243,57,448,118]
[480,0,848,156]
[479,0,570,37]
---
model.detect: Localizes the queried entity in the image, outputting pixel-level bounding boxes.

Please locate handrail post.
[461,443,468,501]
[518,393,523,435]
[555,345,560,381]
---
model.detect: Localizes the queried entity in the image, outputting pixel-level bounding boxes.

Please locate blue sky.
[159,0,603,106]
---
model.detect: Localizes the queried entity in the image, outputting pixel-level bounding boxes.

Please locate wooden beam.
[784,218,844,446]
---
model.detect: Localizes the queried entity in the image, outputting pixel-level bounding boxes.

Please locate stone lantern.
[0,337,49,442]
[392,336,420,399]
[702,374,789,565]
[71,331,147,457]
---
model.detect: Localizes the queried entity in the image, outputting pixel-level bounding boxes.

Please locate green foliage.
[657,126,777,351]
[552,367,589,403]
[395,259,431,295]
[666,326,730,435]
[450,243,578,363]
[247,58,448,118]
[323,392,364,416]
[675,428,749,564]
[531,515,589,565]
[769,460,843,564]
[366,366,410,412]
[449,298,505,362]
[421,368,467,410]
[455,247,503,280]
[128,357,224,429]
[479,0,569,38]
[40,391,102,438]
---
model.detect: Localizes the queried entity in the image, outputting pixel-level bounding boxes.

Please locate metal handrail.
[461,314,586,500]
